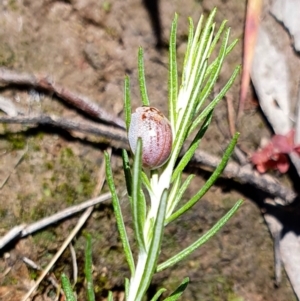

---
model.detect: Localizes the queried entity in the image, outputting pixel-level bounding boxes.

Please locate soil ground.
[0,0,297,300]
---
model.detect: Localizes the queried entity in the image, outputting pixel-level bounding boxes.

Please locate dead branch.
[0,68,125,128]
[0,193,111,250]
[0,113,297,205]
[21,146,109,301]
[191,150,297,204]
[0,114,128,149]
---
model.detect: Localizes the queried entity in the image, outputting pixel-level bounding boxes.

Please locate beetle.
[128,106,173,169]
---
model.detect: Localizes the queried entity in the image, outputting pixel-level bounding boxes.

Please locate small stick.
[22,256,60,289]
[21,149,110,301]
[0,68,125,128]
[226,94,236,137]
[0,225,26,249]
[0,114,128,149]
[0,113,296,204]
[69,244,78,286]
[191,150,297,204]
[0,144,28,189]
[21,193,111,237]
[0,193,111,250]
[21,209,92,301]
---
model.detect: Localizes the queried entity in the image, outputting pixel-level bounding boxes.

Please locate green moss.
[29,270,39,280]
[78,169,95,196]
[34,146,96,209]
[45,161,54,170]
[42,182,52,197]
[0,208,8,218]
[33,230,56,245]
[8,0,18,11]
[222,197,236,209]
[1,275,18,286]
[102,1,111,12]
[208,276,241,301]
[60,147,74,163]
[0,43,15,66]
[95,273,109,293]
[228,294,244,301]
[56,182,77,205]
[5,133,26,150]
[30,203,49,221]
[32,143,41,152]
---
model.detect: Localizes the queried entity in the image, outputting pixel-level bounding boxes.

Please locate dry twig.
[191,150,297,204]
[0,113,297,205]
[0,68,296,204]
[0,68,125,128]
[0,193,111,250]
[21,148,110,301]
[0,114,128,149]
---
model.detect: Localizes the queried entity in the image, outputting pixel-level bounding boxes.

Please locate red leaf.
[275,154,290,173]
[251,143,273,164]
[271,130,295,153]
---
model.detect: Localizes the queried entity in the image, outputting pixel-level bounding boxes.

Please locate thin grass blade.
[141,170,152,193]
[166,173,181,218]
[188,8,216,87]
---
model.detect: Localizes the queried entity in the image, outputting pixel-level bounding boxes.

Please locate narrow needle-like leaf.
[163,277,190,301]
[158,200,243,271]
[166,174,194,222]
[168,13,178,130]
[61,274,76,301]
[105,152,135,274]
[85,234,95,301]
[108,291,114,301]
[125,278,130,300]
[195,27,230,114]
[132,138,146,251]
[167,132,239,224]
[138,47,150,106]
[122,149,132,200]
[172,110,213,181]
[208,20,227,56]
[150,288,167,301]
[189,65,241,134]
[124,75,132,131]
[134,190,168,300]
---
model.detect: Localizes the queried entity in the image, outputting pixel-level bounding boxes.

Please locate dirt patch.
[0,0,297,300]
